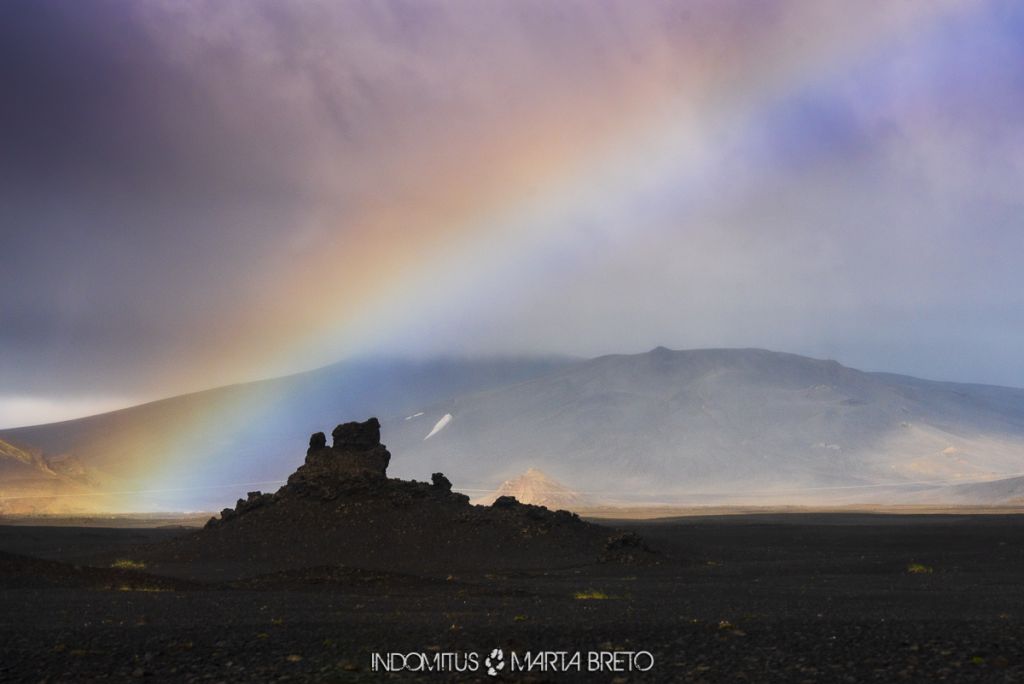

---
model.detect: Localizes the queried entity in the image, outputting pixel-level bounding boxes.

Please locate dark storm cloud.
[4,0,712,400]
[2,1,1024,428]
[0,1,314,200]
[0,1,321,396]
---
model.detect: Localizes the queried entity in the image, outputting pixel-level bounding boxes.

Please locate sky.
[2,0,1024,428]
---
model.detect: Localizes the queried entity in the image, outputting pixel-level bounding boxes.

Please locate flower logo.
[485,648,505,676]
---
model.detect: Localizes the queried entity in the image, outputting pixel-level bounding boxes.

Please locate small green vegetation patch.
[907,563,933,574]
[110,559,147,570]
[574,589,611,600]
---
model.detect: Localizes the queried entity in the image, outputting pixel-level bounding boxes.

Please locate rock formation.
[331,418,383,452]
[205,417,464,526]
[288,417,391,492]
[168,418,652,575]
[430,472,452,492]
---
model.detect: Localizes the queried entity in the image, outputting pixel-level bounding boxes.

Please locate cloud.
[2,0,1023,426]
[0,395,132,430]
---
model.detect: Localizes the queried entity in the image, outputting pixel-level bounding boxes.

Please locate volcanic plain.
[2,420,1023,682]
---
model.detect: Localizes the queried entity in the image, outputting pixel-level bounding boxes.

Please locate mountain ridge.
[381,347,1024,504]
[3,348,1024,512]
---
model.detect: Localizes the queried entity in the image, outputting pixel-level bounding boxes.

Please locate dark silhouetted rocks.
[308,432,326,450]
[602,531,653,563]
[331,417,380,451]
[180,418,654,571]
[431,472,452,492]
[207,491,276,528]
[289,418,391,495]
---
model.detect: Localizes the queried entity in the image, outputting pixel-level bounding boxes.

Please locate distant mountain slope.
[381,348,1024,504]
[0,437,106,514]
[905,474,1024,506]
[0,357,572,512]
[472,468,586,510]
[4,348,1024,512]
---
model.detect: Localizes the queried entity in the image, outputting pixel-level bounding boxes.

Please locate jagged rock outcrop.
[294,417,390,482]
[331,418,382,451]
[430,472,452,492]
[175,418,653,574]
[308,432,327,450]
[206,417,461,526]
[216,490,275,525]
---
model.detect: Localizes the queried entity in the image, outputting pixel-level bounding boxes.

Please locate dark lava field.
[2,513,1024,683]
[3,422,1024,682]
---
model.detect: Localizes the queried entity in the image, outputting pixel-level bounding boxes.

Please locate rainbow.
[117,2,967,510]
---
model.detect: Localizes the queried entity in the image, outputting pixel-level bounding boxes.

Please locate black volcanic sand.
[2,514,1024,682]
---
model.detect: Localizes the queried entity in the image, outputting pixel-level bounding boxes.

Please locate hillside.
[472,468,586,510]
[381,348,1024,504]
[4,348,1024,511]
[0,357,570,512]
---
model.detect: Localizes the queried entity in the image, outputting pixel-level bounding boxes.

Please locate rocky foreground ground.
[1,420,1023,681]
[1,513,1024,682]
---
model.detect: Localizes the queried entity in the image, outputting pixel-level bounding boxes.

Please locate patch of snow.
[404,412,425,421]
[424,413,452,440]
